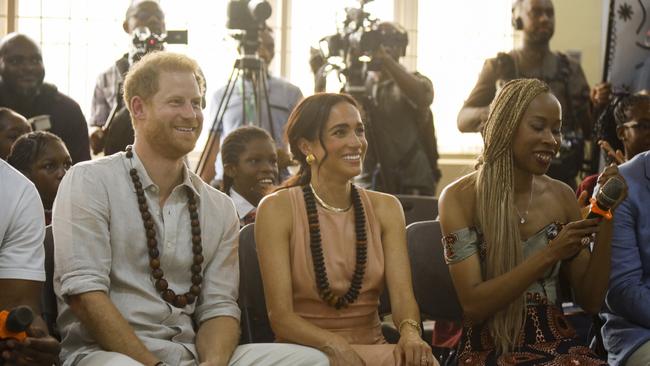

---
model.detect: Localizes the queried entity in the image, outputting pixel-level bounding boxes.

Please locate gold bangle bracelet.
[398,318,422,336]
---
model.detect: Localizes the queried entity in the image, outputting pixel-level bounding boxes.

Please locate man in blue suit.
[602,150,650,365]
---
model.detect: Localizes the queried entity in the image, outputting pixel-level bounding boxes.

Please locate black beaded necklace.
[302,184,367,309]
[126,146,203,308]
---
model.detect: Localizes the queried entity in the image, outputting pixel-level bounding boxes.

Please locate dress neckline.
[451,222,561,244]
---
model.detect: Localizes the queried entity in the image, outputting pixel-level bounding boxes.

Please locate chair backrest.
[406,220,463,322]
[41,225,59,339]
[396,195,439,226]
[238,223,274,343]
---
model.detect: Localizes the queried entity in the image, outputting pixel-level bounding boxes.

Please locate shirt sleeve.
[411,72,434,110]
[90,75,111,127]
[194,193,241,324]
[288,84,303,112]
[53,164,112,298]
[605,191,650,328]
[68,101,91,164]
[463,57,499,108]
[0,183,45,281]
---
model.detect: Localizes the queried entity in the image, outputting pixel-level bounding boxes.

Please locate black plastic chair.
[42,225,59,339]
[406,220,463,363]
[406,220,463,322]
[396,195,439,226]
[238,223,274,344]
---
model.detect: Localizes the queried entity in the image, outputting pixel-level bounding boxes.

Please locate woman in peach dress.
[256,93,436,366]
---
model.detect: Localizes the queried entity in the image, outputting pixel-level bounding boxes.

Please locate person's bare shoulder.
[257,188,293,227]
[439,172,478,233]
[365,189,401,210]
[364,189,404,226]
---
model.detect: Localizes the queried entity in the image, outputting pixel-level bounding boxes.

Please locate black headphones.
[511,0,524,30]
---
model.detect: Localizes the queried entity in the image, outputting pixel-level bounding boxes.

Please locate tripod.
[196,53,274,177]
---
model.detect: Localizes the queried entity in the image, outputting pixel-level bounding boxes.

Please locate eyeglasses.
[622,121,650,131]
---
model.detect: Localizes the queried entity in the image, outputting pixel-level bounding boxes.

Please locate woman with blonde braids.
[439,78,626,365]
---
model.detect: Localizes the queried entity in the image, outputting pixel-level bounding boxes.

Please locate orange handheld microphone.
[586,177,625,220]
[0,306,34,342]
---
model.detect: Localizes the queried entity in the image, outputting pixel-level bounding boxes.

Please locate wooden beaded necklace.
[126,146,204,308]
[302,184,367,309]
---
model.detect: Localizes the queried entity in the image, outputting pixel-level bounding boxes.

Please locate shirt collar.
[229,188,255,219]
[122,149,201,198]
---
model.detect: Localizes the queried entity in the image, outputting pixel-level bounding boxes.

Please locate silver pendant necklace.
[515,177,534,224]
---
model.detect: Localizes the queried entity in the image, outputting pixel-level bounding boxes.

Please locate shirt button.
[166,242,172,248]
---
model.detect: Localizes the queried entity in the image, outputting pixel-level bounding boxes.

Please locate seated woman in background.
[438,79,626,365]
[255,93,436,366]
[221,125,279,226]
[577,92,650,198]
[0,107,31,160]
[8,131,72,225]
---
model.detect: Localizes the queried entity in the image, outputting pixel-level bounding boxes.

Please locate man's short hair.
[123,51,205,114]
[125,0,161,21]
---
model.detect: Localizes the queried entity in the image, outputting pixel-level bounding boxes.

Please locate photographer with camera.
[316,5,439,196]
[88,0,166,155]
[359,21,440,196]
[204,28,302,185]
[200,15,302,185]
[457,0,611,188]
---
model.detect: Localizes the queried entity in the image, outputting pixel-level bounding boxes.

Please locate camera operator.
[457,0,610,187]
[359,21,440,196]
[88,0,165,155]
[201,28,302,185]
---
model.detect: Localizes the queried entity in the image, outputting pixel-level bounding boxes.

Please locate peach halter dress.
[282,186,396,365]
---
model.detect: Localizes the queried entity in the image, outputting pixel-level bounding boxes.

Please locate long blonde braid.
[476,78,550,354]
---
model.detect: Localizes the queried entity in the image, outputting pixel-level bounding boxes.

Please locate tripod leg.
[196,63,240,179]
[251,70,261,127]
[260,67,276,140]
[241,70,247,124]
[215,66,239,128]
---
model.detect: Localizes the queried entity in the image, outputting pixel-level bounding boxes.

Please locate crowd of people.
[1,0,650,365]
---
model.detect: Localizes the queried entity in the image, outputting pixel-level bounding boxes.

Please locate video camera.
[226,0,272,56]
[131,27,189,61]
[318,0,408,95]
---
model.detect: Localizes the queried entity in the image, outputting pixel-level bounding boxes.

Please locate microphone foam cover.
[597,176,625,210]
[5,306,33,333]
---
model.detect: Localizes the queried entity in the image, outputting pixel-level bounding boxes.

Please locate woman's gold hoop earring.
[306,154,316,165]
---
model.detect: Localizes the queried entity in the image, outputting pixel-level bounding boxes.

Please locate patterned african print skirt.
[456,304,606,365]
